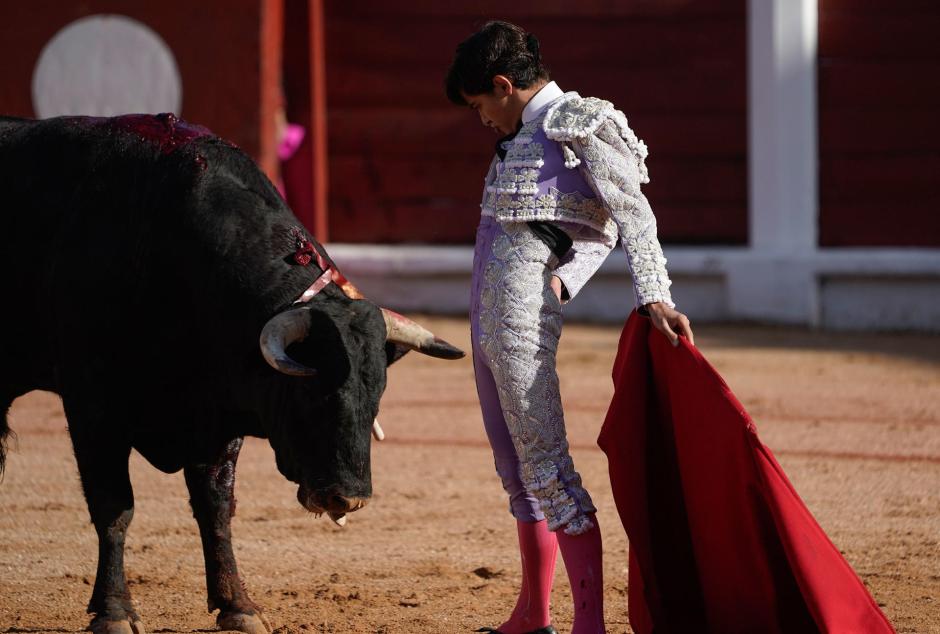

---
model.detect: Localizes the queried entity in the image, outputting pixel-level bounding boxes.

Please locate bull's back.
[0,116,203,392]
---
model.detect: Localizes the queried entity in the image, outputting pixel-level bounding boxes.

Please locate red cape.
[597,312,895,634]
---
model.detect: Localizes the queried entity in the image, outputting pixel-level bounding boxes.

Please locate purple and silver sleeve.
[551,225,616,303]
[574,121,674,309]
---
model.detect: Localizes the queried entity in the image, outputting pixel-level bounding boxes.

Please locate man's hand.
[645,302,694,347]
[550,275,564,303]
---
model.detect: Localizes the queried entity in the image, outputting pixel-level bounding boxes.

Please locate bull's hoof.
[217,611,272,634]
[88,617,146,634]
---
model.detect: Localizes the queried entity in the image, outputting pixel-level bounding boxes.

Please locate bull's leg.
[184,437,270,634]
[69,427,144,634]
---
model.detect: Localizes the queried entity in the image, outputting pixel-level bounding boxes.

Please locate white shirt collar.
[521,81,564,125]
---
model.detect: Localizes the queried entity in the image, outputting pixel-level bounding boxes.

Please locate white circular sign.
[32,14,182,118]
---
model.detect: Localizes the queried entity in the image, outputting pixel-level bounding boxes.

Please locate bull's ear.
[385,342,411,366]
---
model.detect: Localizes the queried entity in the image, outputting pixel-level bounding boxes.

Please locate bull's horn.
[329,511,347,527]
[381,309,465,359]
[372,418,385,441]
[259,308,319,376]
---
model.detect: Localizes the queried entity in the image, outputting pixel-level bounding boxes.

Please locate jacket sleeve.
[552,233,615,303]
[572,118,674,308]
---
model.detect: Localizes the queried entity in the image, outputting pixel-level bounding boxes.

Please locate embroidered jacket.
[481,90,674,308]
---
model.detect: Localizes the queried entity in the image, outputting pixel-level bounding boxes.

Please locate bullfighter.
[446,20,693,634]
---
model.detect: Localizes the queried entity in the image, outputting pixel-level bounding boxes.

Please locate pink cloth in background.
[276,123,306,198]
[278,123,306,161]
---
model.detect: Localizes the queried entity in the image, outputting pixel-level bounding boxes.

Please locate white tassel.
[562,143,580,169]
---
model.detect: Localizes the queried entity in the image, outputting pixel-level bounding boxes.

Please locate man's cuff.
[553,269,582,303]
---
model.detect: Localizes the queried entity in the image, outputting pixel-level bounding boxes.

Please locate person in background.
[274,96,306,199]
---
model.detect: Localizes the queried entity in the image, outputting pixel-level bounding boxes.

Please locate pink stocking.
[498,519,558,634]
[556,515,605,634]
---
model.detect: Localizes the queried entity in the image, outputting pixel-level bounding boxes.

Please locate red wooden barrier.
[324,1,748,244]
[818,0,940,247]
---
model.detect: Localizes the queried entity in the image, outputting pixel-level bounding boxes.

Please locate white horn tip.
[329,512,347,527]
[372,419,385,441]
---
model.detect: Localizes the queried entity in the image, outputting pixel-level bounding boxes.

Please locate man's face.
[461,76,522,137]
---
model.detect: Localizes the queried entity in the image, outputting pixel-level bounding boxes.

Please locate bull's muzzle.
[298,484,369,517]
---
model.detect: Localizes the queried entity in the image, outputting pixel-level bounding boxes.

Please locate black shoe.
[476,625,558,634]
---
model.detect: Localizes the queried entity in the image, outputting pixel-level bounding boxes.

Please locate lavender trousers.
[470,216,596,535]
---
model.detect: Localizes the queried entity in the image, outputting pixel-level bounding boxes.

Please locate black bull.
[0,114,464,634]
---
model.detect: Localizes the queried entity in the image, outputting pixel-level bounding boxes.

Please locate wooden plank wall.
[818,0,940,247]
[324,1,747,244]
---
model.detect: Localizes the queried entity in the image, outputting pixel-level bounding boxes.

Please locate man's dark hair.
[445,20,550,106]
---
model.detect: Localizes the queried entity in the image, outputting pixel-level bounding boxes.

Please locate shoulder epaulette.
[542,93,614,142]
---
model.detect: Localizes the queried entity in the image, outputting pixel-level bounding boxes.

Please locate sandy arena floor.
[1,316,938,634]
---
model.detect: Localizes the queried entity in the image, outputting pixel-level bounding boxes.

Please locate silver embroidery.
[480,91,673,309]
[544,92,650,184]
[487,121,543,196]
[476,222,597,535]
[552,235,616,302]
[543,93,613,142]
[480,110,615,238]
[573,118,673,307]
[482,187,617,237]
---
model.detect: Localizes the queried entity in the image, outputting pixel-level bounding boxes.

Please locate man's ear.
[492,75,514,96]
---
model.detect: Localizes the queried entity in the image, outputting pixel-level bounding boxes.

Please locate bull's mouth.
[297,484,369,517]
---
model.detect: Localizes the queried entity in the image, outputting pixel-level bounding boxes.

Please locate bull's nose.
[328,494,368,513]
[300,485,369,514]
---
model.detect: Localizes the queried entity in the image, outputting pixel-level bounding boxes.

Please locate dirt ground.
[1,316,938,634]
